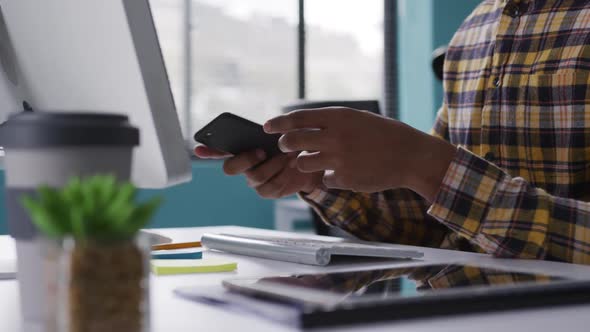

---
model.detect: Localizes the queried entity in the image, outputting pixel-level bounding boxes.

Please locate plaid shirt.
[302,0,590,265]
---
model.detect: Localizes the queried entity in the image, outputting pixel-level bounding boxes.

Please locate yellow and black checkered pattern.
[303,0,590,265]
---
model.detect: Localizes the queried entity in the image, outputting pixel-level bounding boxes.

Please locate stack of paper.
[150,240,237,275]
[151,248,203,260]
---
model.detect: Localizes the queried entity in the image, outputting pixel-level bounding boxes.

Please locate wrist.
[405,135,456,202]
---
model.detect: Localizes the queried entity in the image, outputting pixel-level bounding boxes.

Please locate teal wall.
[397,0,481,132]
[0,161,276,235]
[139,161,275,229]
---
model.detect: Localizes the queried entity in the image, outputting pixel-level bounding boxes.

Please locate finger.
[245,153,291,188]
[296,152,334,173]
[322,170,349,190]
[194,145,232,159]
[278,129,326,153]
[255,170,286,199]
[264,108,335,133]
[223,149,267,175]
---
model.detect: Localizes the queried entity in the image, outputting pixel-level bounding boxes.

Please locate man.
[196,0,590,265]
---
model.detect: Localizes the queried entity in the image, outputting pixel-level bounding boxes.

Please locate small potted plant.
[22,175,162,332]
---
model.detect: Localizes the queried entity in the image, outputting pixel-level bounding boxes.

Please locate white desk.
[2,226,590,332]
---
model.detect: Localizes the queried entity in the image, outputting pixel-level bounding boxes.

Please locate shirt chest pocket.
[519,71,590,196]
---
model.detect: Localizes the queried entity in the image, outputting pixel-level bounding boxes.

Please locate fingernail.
[193,146,203,156]
[256,149,267,160]
[263,122,272,133]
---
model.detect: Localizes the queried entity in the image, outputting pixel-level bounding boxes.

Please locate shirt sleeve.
[428,147,590,265]
[299,107,452,248]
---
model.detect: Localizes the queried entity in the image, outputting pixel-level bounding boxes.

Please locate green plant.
[21,175,162,241]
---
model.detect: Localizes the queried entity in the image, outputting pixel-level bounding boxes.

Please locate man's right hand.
[194,146,323,199]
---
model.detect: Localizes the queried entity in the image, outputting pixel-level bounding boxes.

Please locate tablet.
[223,264,590,328]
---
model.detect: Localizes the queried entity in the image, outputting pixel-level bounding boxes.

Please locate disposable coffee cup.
[0,111,139,331]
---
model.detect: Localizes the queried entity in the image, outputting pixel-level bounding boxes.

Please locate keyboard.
[201,233,424,266]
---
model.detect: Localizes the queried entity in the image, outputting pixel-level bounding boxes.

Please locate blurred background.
[0,0,481,234]
[151,0,384,136]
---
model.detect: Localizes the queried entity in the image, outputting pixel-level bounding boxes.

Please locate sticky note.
[151,258,237,275]
[151,248,203,260]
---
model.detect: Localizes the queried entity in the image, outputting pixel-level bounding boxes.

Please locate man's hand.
[264,107,457,201]
[194,146,323,199]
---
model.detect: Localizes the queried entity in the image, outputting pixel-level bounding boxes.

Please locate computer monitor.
[0,0,191,188]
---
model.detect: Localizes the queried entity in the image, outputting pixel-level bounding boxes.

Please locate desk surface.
[2,226,590,332]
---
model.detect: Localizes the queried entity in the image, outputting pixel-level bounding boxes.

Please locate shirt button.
[505,2,528,18]
[493,77,501,87]
[484,152,495,162]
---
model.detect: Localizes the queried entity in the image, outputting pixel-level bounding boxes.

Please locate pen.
[152,241,202,250]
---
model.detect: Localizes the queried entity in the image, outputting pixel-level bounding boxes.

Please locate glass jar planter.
[54,234,151,332]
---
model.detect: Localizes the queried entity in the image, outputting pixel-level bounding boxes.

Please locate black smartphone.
[194,112,282,157]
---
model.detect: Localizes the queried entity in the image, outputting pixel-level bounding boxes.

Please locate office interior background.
[0,0,481,234]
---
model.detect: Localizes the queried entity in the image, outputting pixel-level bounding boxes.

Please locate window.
[306,1,383,100]
[190,0,298,133]
[150,0,385,140]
